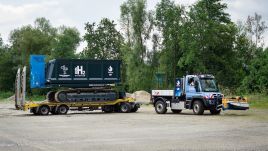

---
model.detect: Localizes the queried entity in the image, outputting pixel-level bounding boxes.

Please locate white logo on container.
[75,66,85,77]
[59,65,70,77]
[108,66,113,76]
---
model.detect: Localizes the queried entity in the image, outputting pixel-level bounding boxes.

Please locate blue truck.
[151,74,249,115]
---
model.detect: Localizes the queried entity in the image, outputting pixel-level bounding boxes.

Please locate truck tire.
[120,103,131,113]
[57,105,69,114]
[38,105,50,115]
[193,101,204,115]
[210,109,221,115]
[171,109,182,114]
[155,101,167,114]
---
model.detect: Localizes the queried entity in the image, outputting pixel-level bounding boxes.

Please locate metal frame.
[15,68,21,109]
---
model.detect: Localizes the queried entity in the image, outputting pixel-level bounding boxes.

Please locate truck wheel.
[57,105,69,114]
[171,109,182,114]
[210,109,221,115]
[38,105,50,115]
[155,101,167,114]
[131,105,139,112]
[120,103,131,113]
[193,101,204,115]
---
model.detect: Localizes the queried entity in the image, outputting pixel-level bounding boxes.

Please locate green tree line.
[0,0,267,94]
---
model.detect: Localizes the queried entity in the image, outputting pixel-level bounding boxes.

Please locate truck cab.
[151,74,223,115]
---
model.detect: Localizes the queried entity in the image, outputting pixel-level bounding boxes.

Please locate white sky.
[0,0,267,52]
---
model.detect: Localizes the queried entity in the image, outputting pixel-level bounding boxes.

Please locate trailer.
[14,55,140,115]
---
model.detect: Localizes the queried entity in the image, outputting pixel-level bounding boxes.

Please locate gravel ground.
[0,101,268,151]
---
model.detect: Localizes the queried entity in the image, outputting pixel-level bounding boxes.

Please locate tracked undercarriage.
[46,88,121,103]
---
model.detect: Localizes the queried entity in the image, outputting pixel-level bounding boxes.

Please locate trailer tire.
[210,109,221,115]
[102,106,114,113]
[131,105,139,112]
[38,105,50,115]
[171,109,182,114]
[193,101,204,115]
[31,107,38,115]
[50,107,58,115]
[155,101,167,114]
[120,103,131,113]
[57,105,69,115]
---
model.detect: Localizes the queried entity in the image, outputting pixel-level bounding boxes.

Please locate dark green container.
[46,59,121,88]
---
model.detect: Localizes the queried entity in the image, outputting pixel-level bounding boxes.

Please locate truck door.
[185,76,197,100]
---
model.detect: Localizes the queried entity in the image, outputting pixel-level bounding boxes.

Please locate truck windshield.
[200,78,219,92]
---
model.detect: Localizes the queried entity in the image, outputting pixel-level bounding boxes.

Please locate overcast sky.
[0,0,267,52]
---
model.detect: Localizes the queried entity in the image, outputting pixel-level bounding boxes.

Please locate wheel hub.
[41,107,48,114]
[59,107,66,113]
[121,105,127,112]
[157,104,163,112]
[194,104,199,112]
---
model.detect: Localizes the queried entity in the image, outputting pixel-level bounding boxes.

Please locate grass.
[0,91,45,102]
[0,91,13,100]
[27,95,46,102]
[246,94,268,109]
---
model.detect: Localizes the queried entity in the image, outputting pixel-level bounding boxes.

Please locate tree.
[4,17,79,91]
[245,13,267,48]
[241,48,268,94]
[52,26,80,59]
[82,18,123,59]
[0,35,16,91]
[9,18,57,65]
[179,0,238,88]
[120,0,155,92]
[155,0,184,87]
[0,35,3,47]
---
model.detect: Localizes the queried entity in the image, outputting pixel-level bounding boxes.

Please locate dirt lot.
[0,101,268,151]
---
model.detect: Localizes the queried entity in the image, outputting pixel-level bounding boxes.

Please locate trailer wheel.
[50,107,58,115]
[131,105,139,112]
[171,109,182,114]
[210,109,221,115]
[102,106,114,113]
[31,107,39,115]
[155,101,167,114]
[38,105,50,115]
[57,105,69,114]
[193,101,204,115]
[120,103,131,113]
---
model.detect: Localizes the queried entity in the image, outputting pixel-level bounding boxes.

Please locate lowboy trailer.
[14,55,139,115]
